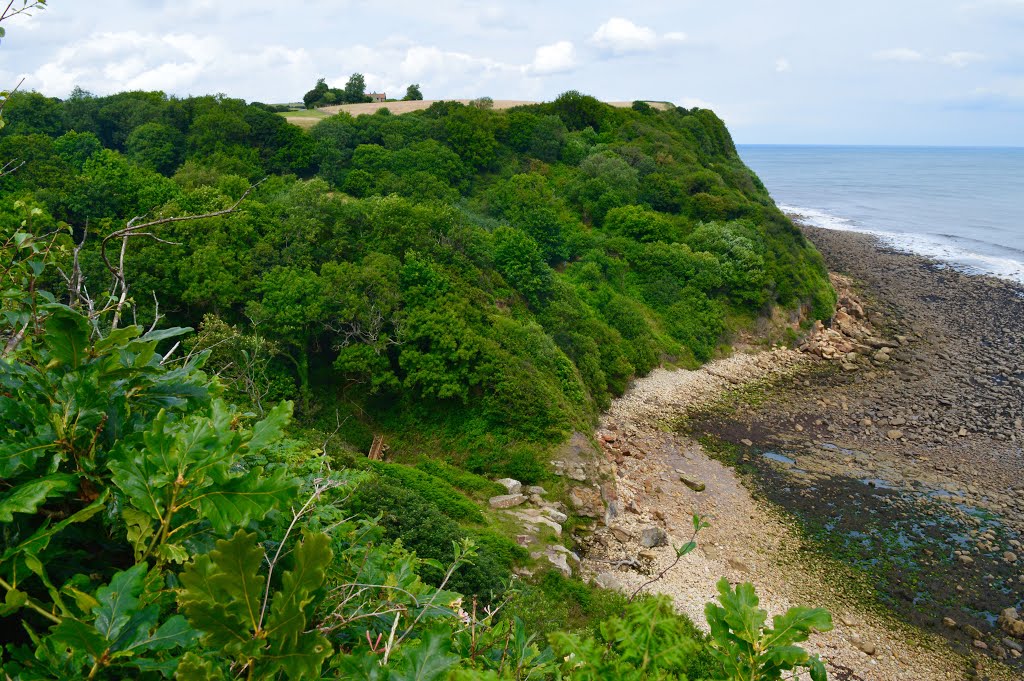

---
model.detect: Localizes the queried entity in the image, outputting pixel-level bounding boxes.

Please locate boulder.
[496,478,522,495]
[569,486,604,518]
[999,607,1024,638]
[489,494,527,509]
[547,551,571,576]
[640,526,668,548]
[594,571,625,591]
[542,507,568,524]
[679,475,706,492]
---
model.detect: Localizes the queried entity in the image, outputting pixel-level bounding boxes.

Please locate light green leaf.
[94,563,148,642]
[809,655,828,681]
[760,643,810,669]
[765,606,834,647]
[192,467,296,534]
[41,304,93,368]
[0,474,75,522]
[94,326,142,354]
[265,532,333,645]
[0,587,28,616]
[49,618,108,660]
[174,652,228,681]
[392,630,460,681]
[179,530,265,647]
[246,400,292,452]
[260,631,333,680]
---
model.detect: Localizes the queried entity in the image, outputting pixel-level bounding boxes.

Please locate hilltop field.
[283,98,672,128]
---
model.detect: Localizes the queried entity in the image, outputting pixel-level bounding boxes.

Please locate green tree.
[0,90,63,136]
[303,77,329,109]
[125,121,185,174]
[342,72,370,104]
[404,83,424,101]
[245,266,325,412]
[492,226,554,307]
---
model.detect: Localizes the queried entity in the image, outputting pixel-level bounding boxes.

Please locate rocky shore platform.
[575,227,1023,680]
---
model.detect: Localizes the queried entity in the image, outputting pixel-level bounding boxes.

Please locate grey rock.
[594,571,625,591]
[546,551,571,576]
[526,485,548,495]
[496,478,522,495]
[640,526,668,548]
[679,475,706,492]
[489,494,527,509]
[542,507,568,524]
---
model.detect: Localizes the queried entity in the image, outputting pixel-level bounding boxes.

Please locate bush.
[508,570,632,636]
[348,478,512,600]
[415,459,506,498]
[365,461,485,523]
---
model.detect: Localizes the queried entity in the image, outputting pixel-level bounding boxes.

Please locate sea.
[736,145,1024,284]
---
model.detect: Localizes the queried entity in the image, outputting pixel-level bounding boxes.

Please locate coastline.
[577,226,1023,680]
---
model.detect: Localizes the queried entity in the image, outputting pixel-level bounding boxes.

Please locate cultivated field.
[282,99,672,127]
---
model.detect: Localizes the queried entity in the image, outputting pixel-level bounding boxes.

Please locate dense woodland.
[1,35,836,679]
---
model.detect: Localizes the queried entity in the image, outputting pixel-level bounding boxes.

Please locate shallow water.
[738,145,1024,283]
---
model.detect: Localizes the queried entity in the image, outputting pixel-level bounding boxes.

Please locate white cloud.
[775,57,791,73]
[678,97,715,110]
[939,50,985,67]
[873,47,924,62]
[872,47,986,68]
[590,17,685,55]
[21,30,314,98]
[527,41,576,75]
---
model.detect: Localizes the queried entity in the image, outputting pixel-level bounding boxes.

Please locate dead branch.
[99,178,265,329]
[0,158,25,179]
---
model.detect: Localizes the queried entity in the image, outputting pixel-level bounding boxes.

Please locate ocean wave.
[779,204,1024,285]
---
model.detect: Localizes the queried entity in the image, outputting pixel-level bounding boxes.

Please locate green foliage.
[550,596,715,680]
[508,570,632,638]
[179,529,334,679]
[705,577,833,681]
[366,460,485,522]
[347,478,512,600]
[414,460,506,498]
[404,84,424,101]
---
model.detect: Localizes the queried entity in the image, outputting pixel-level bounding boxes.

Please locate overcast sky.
[2,1,1023,145]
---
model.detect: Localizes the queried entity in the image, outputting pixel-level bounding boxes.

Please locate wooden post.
[368,434,385,461]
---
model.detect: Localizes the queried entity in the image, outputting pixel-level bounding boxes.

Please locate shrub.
[348,478,512,600]
[365,461,485,523]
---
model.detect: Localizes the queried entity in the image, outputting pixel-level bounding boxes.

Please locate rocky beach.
[576,226,1024,680]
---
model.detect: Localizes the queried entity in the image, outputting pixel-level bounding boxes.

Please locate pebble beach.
[579,225,1024,680]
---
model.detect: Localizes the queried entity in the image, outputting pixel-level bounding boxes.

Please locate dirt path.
[578,350,1012,680]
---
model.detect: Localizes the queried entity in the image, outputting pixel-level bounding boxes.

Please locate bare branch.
[99,178,266,330]
[0,158,25,179]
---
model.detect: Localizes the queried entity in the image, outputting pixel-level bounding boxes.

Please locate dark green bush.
[348,478,511,600]
[365,461,485,523]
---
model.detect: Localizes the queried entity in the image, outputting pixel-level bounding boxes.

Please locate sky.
[2,0,1023,145]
